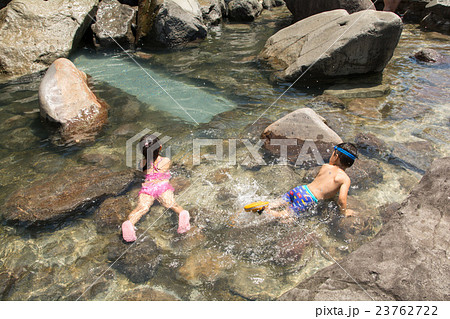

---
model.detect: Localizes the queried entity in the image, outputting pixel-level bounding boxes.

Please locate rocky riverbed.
[0,1,449,301]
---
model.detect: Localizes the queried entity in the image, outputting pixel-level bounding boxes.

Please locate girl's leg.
[158,190,191,233]
[127,193,155,225]
[122,194,155,242]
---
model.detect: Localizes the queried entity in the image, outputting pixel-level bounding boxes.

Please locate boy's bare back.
[307,164,351,201]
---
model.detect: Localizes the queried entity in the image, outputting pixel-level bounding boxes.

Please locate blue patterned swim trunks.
[282,185,318,216]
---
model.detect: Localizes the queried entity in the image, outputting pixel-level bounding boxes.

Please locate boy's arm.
[336,174,351,216]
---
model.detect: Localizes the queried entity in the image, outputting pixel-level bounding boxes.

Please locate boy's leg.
[158,190,191,233]
[266,199,292,219]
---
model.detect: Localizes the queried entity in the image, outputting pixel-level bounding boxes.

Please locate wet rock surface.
[117,287,180,301]
[259,10,402,81]
[346,98,383,119]
[388,141,436,173]
[420,0,450,34]
[94,196,132,232]
[345,158,384,189]
[0,267,20,300]
[228,0,263,21]
[272,230,316,267]
[107,236,162,283]
[92,0,137,49]
[354,132,388,158]
[4,167,136,224]
[306,95,346,110]
[412,48,446,63]
[284,0,373,22]
[38,58,108,144]
[279,157,450,300]
[261,108,343,164]
[200,0,225,25]
[152,0,207,47]
[324,84,391,99]
[177,249,234,285]
[0,0,98,76]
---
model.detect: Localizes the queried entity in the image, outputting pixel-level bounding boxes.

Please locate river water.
[0,7,449,300]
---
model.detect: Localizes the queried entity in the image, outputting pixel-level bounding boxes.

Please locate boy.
[246,143,358,218]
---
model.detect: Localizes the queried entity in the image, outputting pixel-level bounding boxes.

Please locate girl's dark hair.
[335,142,358,168]
[139,134,161,171]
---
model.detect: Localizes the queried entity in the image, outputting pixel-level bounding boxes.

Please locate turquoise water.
[72,52,235,124]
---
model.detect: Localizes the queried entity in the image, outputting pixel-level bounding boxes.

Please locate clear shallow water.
[72,52,235,124]
[0,6,449,300]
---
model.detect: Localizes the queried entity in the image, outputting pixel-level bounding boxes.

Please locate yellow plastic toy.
[244,201,269,214]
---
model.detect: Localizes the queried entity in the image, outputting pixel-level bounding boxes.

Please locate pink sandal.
[122,220,137,242]
[177,210,191,234]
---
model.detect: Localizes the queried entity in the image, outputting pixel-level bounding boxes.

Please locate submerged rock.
[4,167,136,224]
[0,267,20,300]
[107,236,162,283]
[346,98,383,119]
[306,95,346,110]
[38,58,108,144]
[346,158,384,189]
[91,0,137,50]
[227,0,263,22]
[279,157,450,300]
[272,230,316,266]
[354,132,388,158]
[94,196,132,232]
[259,10,402,81]
[324,84,391,99]
[152,0,207,47]
[388,141,436,174]
[284,0,374,22]
[0,0,98,76]
[261,108,343,164]
[117,287,180,301]
[412,48,445,63]
[177,249,234,286]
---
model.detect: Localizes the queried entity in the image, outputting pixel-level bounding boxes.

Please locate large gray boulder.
[38,58,108,144]
[227,0,263,21]
[279,157,450,300]
[259,10,402,81]
[152,0,207,47]
[285,0,374,22]
[261,108,343,164]
[0,0,98,77]
[199,0,226,25]
[91,0,137,49]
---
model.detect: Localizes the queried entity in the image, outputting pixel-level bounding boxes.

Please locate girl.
[122,134,191,242]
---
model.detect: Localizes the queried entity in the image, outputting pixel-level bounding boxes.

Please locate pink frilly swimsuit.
[139,158,174,198]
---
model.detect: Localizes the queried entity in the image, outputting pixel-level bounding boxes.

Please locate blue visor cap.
[334,146,357,160]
